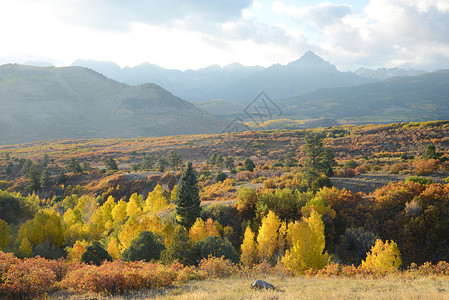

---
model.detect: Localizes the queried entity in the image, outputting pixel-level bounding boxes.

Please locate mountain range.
[0,64,224,145]
[74,51,420,103]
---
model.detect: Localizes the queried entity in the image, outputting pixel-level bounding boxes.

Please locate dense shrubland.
[1,121,449,297]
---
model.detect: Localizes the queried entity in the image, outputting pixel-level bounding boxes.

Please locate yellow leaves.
[118,213,163,250]
[189,218,220,242]
[240,226,257,266]
[112,200,127,225]
[17,210,64,253]
[257,210,281,262]
[189,218,207,242]
[205,218,220,237]
[67,240,88,261]
[282,210,329,275]
[18,238,32,257]
[126,193,143,218]
[362,239,402,271]
[144,185,169,213]
[118,217,142,250]
[107,237,121,260]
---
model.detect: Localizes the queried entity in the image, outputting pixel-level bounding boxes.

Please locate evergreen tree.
[303,133,336,184]
[41,154,50,168]
[199,236,239,263]
[81,161,92,172]
[141,154,154,170]
[224,156,235,170]
[215,154,224,169]
[67,158,82,174]
[167,150,183,170]
[156,158,168,172]
[27,164,41,191]
[20,159,33,177]
[40,168,52,190]
[56,169,66,184]
[104,157,118,171]
[244,158,255,172]
[174,162,201,229]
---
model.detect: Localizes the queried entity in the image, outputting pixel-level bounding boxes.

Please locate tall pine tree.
[174,162,201,229]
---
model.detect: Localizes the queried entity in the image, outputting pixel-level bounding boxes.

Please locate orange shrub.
[236,171,254,181]
[387,163,408,174]
[413,159,438,175]
[354,165,367,174]
[198,256,239,278]
[1,257,57,299]
[61,260,180,294]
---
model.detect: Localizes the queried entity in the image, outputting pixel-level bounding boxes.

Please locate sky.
[1,0,449,71]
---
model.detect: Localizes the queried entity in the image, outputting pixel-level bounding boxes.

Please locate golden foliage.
[362,239,402,271]
[282,210,329,275]
[257,210,281,262]
[240,226,257,266]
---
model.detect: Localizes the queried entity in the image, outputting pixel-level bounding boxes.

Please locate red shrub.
[1,257,57,299]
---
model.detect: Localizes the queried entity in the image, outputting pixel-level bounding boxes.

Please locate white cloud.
[272,0,449,70]
[1,0,449,71]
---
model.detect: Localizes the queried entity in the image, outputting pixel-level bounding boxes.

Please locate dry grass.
[50,276,449,300]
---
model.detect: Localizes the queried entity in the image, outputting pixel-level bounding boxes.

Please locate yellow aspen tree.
[170,185,178,202]
[100,196,116,232]
[362,239,402,271]
[17,210,64,249]
[126,193,143,218]
[223,226,234,241]
[0,219,10,250]
[205,218,220,238]
[278,221,288,258]
[214,220,224,236]
[19,238,32,257]
[112,200,127,225]
[85,210,104,241]
[76,195,98,223]
[144,184,169,213]
[107,237,121,260]
[282,210,329,275]
[141,213,164,235]
[189,217,207,242]
[240,226,258,266]
[257,210,281,262]
[118,217,143,250]
[67,240,88,261]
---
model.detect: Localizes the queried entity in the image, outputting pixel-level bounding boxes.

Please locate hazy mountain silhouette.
[279,70,449,123]
[355,67,426,80]
[0,64,224,145]
[72,51,390,103]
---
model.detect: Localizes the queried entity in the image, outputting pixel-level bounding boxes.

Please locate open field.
[49,276,449,300]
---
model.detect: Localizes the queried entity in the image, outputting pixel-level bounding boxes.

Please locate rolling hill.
[279,70,449,123]
[0,64,225,145]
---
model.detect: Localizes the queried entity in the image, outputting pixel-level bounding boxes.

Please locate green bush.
[405,176,433,185]
[80,241,112,266]
[198,236,239,263]
[121,231,165,262]
[214,171,228,183]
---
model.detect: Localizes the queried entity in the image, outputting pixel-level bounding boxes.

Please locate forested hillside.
[2,121,449,298]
